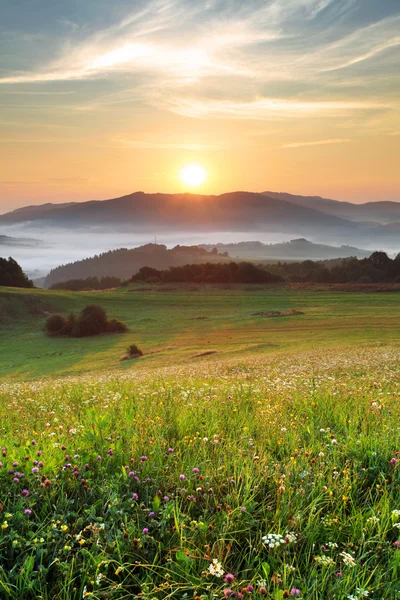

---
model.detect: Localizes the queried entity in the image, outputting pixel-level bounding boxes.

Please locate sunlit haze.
[0,0,399,211]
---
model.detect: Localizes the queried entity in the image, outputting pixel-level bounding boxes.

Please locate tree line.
[129,252,400,285]
[0,257,33,288]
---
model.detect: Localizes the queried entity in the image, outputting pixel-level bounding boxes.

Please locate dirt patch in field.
[192,350,218,358]
[252,309,304,318]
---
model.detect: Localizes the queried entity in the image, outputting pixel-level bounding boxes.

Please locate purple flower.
[24,509,32,516]
[247,585,254,592]
[192,467,199,473]
[12,462,19,467]
[84,464,89,471]
[335,571,342,577]
[96,455,101,461]
[31,440,36,446]
[149,511,155,517]
[225,574,234,584]
[142,528,149,535]
[394,540,400,548]
[61,445,66,451]
[38,461,44,468]
[241,506,247,512]
[128,471,135,477]
[141,456,147,462]
[391,458,397,465]
[37,451,42,457]
[179,474,186,480]
[290,590,301,597]
[33,460,38,466]
[168,448,174,453]
[163,496,169,502]
[107,449,113,456]
[32,467,39,474]
[13,477,19,483]
[331,439,338,445]
[132,493,139,501]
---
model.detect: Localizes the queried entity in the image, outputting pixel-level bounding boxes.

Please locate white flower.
[208,558,224,578]
[340,551,356,567]
[314,555,335,567]
[262,533,285,548]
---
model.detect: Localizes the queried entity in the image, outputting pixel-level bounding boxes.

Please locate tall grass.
[1,347,400,598]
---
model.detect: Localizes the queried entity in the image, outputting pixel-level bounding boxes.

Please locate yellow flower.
[1,521,8,530]
[61,525,69,532]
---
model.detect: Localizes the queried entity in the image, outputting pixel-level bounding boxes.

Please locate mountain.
[263,191,400,224]
[199,239,372,261]
[0,191,362,239]
[0,234,41,247]
[44,243,229,288]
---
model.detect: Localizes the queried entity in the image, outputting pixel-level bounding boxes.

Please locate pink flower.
[225,574,234,584]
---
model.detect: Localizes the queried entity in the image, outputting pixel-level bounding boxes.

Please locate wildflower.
[331,439,338,445]
[24,509,32,516]
[192,467,199,473]
[224,590,233,598]
[107,449,113,456]
[61,524,68,532]
[314,555,335,567]
[262,533,285,548]
[1,521,8,529]
[247,585,254,592]
[290,590,301,597]
[390,458,397,465]
[21,489,29,497]
[225,574,234,583]
[96,455,101,461]
[32,467,39,474]
[132,493,139,501]
[168,448,174,453]
[340,551,356,567]
[208,558,224,578]
[140,456,147,462]
[179,474,186,480]
[142,528,149,535]
[394,540,400,548]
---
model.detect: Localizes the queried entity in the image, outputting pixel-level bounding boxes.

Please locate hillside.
[44,243,229,287]
[263,191,400,224]
[199,238,372,260]
[0,191,362,240]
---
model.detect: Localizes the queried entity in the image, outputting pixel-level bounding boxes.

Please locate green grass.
[1,346,400,598]
[2,285,400,598]
[1,284,400,380]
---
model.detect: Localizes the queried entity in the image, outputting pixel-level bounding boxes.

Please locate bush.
[45,313,67,335]
[108,318,129,333]
[45,305,128,338]
[127,344,143,357]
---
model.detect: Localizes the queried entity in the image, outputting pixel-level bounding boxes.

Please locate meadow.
[1,286,400,598]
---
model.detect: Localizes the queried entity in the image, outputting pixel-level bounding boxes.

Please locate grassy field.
[2,285,400,598]
[1,284,400,380]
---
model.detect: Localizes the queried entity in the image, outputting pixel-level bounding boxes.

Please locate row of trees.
[0,257,33,288]
[129,252,400,285]
[130,262,282,284]
[270,252,400,284]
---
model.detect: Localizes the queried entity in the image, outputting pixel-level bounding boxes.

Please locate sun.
[179,163,208,188]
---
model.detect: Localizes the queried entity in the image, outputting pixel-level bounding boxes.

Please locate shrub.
[74,304,108,337]
[45,313,67,335]
[107,318,129,333]
[45,304,128,338]
[127,344,143,358]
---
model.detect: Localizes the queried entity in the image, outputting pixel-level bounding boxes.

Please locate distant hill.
[0,191,362,240]
[263,191,400,225]
[0,234,40,247]
[200,239,372,261]
[44,244,229,288]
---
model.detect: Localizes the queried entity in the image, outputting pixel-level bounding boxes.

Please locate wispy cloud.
[282,138,351,148]
[109,138,229,150]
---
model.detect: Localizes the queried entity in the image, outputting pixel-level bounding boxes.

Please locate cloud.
[160,96,390,120]
[0,0,399,127]
[282,138,351,148]
[108,138,229,150]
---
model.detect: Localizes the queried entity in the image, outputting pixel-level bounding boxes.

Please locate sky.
[0,0,399,212]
